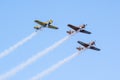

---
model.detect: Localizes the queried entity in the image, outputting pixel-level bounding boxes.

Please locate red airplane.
[67,24,91,34]
[77,41,100,51]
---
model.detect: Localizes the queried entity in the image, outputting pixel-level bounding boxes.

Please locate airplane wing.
[90,46,101,51]
[48,25,59,29]
[77,41,89,47]
[34,20,47,26]
[67,24,79,31]
[80,30,91,34]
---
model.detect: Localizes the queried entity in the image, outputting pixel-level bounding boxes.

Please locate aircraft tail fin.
[66,30,74,34]
[76,46,84,51]
[49,19,53,24]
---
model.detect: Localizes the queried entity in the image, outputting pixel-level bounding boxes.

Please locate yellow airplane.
[34,19,59,30]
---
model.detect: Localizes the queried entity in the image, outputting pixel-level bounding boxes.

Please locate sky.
[0,0,120,80]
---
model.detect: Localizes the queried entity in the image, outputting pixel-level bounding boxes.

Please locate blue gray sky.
[0,0,120,80]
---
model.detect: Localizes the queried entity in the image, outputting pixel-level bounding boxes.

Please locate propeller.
[49,19,53,24]
[90,40,96,45]
[82,24,87,28]
[93,40,96,45]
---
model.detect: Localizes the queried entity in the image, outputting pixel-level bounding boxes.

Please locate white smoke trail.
[0,33,76,80]
[0,32,37,59]
[30,49,86,80]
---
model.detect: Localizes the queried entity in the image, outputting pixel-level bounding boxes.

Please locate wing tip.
[67,24,72,27]
[89,32,92,34]
[56,27,59,29]
[98,49,101,51]
[34,20,39,22]
[77,41,81,43]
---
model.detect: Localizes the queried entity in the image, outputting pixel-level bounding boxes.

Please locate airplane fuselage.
[75,28,84,33]
[85,41,95,49]
[34,22,51,30]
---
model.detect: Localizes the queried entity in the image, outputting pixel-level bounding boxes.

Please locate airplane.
[67,24,91,34]
[77,41,101,51]
[34,19,59,30]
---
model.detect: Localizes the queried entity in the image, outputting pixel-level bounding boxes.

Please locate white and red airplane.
[67,24,91,34]
[77,41,100,51]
